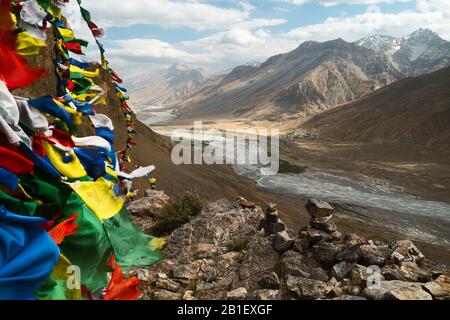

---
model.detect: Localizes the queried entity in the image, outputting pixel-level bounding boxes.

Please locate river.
[136,107,450,247]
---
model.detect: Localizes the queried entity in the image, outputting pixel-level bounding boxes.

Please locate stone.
[282,251,328,282]
[272,231,294,253]
[286,276,332,299]
[171,264,200,280]
[362,281,431,300]
[387,285,433,300]
[331,262,355,280]
[227,287,248,300]
[182,290,195,300]
[262,221,286,236]
[435,275,450,295]
[249,289,281,300]
[348,285,362,296]
[419,259,450,278]
[381,261,432,282]
[155,278,181,292]
[312,241,340,268]
[422,281,448,298]
[258,272,280,290]
[305,199,334,219]
[390,251,405,263]
[332,295,367,300]
[310,219,337,234]
[127,191,170,217]
[344,233,365,246]
[265,204,279,223]
[293,238,310,253]
[153,290,180,300]
[237,197,256,209]
[350,264,385,287]
[299,228,332,245]
[237,236,280,291]
[136,269,150,281]
[390,240,425,262]
[331,231,343,241]
[360,244,393,266]
[337,245,363,263]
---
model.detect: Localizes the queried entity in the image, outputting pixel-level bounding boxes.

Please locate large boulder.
[350,264,385,287]
[422,279,449,299]
[272,231,294,253]
[360,244,393,266]
[362,281,432,300]
[127,191,170,217]
[387,285,433,300]
[312,241,340,268]
[286,276,333,299]
[282,251,328,282]
[390,240,425,263]
[236,236,281,291]
[299,227,332,246]
[382,261,432,283]
[337,245,363,263]
[331,262,356,280]
[305,199,334,219]
[310,219,337,234]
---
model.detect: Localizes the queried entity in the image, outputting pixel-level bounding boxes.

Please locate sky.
[66,0,450,77]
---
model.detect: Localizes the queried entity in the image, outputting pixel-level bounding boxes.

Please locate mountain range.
[128,28,449,125]
[356,28,450,76]
[303,66,450,152]
[127,64,220,106]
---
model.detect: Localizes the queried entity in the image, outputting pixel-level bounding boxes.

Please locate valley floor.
[134,111,450,265]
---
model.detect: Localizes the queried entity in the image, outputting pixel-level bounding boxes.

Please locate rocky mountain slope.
[170,39,401,123]
[127,196,450,300]
[356,29,450,76]
[302,67,450,153]
[127,64,220,107]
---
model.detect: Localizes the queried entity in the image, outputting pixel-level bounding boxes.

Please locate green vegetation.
[151,191,204,236]
[273,260,286,279]
[227,237,251,252]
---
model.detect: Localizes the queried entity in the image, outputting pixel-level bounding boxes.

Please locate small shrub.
[273,261,286,279]
[178,258,189,265]
[151,191,203,236]
[227,237,250,252]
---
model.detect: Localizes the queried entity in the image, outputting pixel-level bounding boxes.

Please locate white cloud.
[279,0,414,6]
[80,0,251,30]
[82,0,450,75]
[285,2,450,42]
[109,39,189,63]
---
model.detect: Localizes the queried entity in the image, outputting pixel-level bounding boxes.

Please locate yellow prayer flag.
[57,27,75,40]
[70,65,100,78]
[16,31,46,56]
[69,178,124,220]
[42,141,87,179]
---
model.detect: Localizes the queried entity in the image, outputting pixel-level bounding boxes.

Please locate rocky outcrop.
[127,190,170,233]
[127,196,449,300]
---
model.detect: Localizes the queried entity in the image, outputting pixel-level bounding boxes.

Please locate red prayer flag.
[63,41,83,54]
[103,255,142,300]
[0,0,45,89]
[48,214,79,245]
[0,146,34,175]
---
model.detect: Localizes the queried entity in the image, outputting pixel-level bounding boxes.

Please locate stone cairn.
[261,199,450,300]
